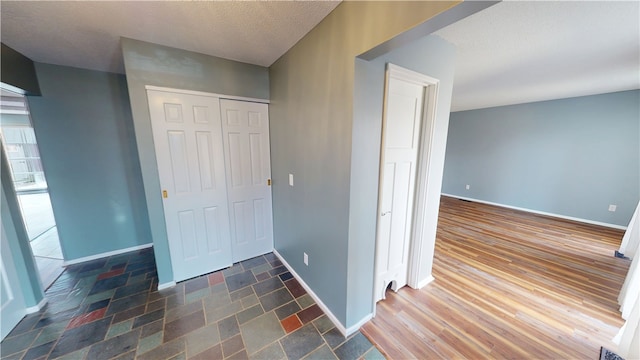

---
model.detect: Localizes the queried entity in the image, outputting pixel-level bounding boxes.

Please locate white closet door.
[220,100,274,262]
[374,77,424,302]
[147,90,232,282]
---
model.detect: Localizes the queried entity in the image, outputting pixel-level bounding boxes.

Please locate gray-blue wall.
[121,38,270,285]
[442,90,640,227]
[347,34,456,326]
[27,63,152,260]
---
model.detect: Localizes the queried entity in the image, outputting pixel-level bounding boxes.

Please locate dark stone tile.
[79,259,108,273]
[253,276,284,297]
[33,309,76,329]
[227,349,248,360]
[146,298,166,312]
[240,256,268,270]
[22,340,55,360]
[280,323,324,360]
[279,272,294,282]
[86,299,110,313]
[106,292,148,315]
[0,329,40,357]
[131,267,156,277]
[140,319,164,338]
[163,310,205,343]
[259,288,294,312]
[112,280,152,300]
[183,276,209,294]
[136,338,185,360]
[229,286,254,302]
[6,313,40,337]
[48,316,112,358]
[110,262,127,270]
[275,301,302,320]
[298,304,323,324]
[268,265,287,276]
[255,272,271,281]
[85,328,141,360]
[333,333,373,360]
[218,315,240,341]
[263,253,278,262]
[88,273,129,296]
[124,260,155,273]
[112,350,136,360]
[191,344,222,360]
[225,270,257,292]
[221,334,245,357]
[237,305,264,325]
[133,309,165,329]
[112,305,146,323]
[285,279,306,298]
[323,327,345,349]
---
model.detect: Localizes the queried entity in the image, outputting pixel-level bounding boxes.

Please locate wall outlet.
[289,174,294,187]
[303,252,308,266]
[608,204,617,212]
[465,184,470,190]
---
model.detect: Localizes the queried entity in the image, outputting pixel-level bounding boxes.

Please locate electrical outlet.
[465,184,470,190]
[608,204,617,212]
[303,252,308,266]
[289,174,294,187]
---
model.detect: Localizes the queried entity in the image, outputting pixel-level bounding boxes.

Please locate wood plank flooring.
[361,196,630,359]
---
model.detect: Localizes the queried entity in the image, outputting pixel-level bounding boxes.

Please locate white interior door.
[147,90,232,282]
[374,76,424,302]
[1,217,27,340]
[220,99,274,262]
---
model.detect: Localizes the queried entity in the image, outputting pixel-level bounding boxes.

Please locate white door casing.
[147,90,233,282]
[374,67,426,303]
[220,100,274,262]
[1,217,27,340]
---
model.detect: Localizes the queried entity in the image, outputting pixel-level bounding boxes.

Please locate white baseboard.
[26,297,47,314]
[157,281,177,291]
[345,313,373,336]
[274,250,367,337]
[441,193,627,230]
[416,275,435,289]
[63,243,153,266]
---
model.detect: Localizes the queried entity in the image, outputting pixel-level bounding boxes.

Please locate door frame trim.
[145,85,270,104]
[373,63,440,305]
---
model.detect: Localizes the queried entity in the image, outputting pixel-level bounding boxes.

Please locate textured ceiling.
[0,1,341,73]
[1,1,638,111]
[435,1,640,111]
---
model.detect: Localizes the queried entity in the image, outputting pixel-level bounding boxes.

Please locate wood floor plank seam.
[362,196,629,359]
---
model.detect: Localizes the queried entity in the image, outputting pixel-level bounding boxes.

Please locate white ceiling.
[1,1,638,111]
[435,1,640,111]
[0,1,340,71]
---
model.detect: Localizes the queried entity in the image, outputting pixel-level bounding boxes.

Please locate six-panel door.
[147,90,233,282]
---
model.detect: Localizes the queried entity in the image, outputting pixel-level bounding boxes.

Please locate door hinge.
[162,190,168,198]
[267,179,272,186]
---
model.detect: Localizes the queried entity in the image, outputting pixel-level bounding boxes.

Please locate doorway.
[374,64,440,303]
[0,88,64,290]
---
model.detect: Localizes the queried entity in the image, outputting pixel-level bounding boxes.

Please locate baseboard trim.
[63,243,153,266]
[274,250,358,337]
[441,194,627,230]
[26,298,47,314]
[345,313,373,336]
[157,281,177,291]
[416,275,435,289]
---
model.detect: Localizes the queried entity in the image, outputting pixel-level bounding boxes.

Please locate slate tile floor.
[1,248,385,360]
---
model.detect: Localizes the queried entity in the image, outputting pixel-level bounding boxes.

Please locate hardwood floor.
[362,196,630,359]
